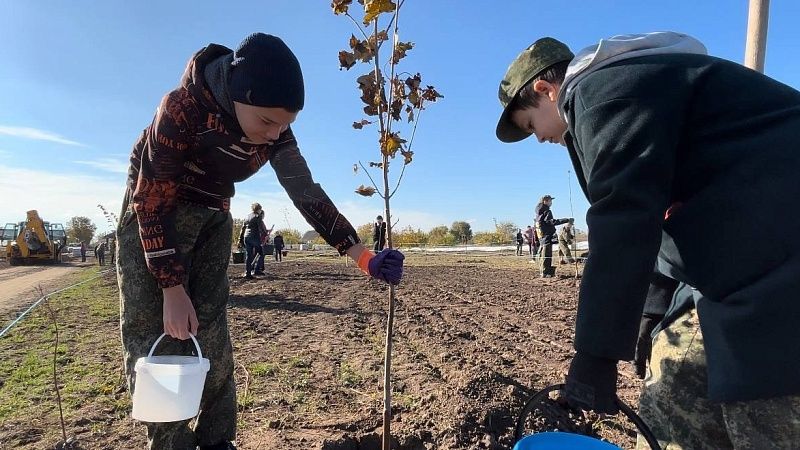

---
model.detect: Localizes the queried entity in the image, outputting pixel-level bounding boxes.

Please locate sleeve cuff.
[357,249,376,275]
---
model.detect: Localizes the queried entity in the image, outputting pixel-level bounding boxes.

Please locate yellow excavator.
[2,210,66,266]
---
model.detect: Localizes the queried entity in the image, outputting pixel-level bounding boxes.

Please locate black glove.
[564,352,619,414]
[634,313,662,379]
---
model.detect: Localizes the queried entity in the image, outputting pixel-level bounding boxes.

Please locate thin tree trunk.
[381,3,398,445]
[382,156,395,450]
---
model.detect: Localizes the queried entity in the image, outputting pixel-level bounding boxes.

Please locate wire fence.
[0,268,115,339]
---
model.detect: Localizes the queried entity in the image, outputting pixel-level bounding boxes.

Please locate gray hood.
[558,32,707,121]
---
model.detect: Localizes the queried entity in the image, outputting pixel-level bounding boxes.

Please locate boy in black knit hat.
[117,33,404,450]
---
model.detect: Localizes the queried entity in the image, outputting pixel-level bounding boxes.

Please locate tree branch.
[389,163,406,199]
[345,12,371,42]
[358,161,386,199]
[404,103,423,153]
[384,18,400,136]
[389,103,423,199]
[380,0,406,49]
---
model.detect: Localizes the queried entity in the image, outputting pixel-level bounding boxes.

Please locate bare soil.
[0,253,644,449]
[0,259,99,320]
[228,255,642,449]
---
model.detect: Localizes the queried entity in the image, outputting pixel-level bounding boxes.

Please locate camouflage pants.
[558,239,574,263]
[636,309,800,449]
[539,234,556,275]
[117,202,236,450]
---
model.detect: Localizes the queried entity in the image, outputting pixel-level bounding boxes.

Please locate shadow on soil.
[229,292,356,316]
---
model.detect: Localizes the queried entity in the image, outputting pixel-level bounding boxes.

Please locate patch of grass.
[290,390,307,406]
[368,331,385,357]
[338,362,363,387]
[394,392,418,409]
[0,351,50,418]
[266,354,312,411]
[237,392,254,409]
[249,362,278,377]
[0,270,123,436]
[285,355,310,369]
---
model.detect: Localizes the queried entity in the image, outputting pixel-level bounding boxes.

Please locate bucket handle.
[513,383,661,450]
[148,333,204,364]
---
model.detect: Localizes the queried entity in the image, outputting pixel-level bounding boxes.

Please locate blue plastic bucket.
[513,384,661,450]
[513,431,621,450]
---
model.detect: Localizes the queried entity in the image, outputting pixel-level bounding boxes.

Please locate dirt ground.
[0,252,645,449]
[226,254,643,449]
[0,260,96,319]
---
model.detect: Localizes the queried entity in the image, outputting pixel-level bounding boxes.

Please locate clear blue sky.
[1,1,798,237]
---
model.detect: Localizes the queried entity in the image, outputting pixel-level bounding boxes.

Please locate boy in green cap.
[496,32,800,448]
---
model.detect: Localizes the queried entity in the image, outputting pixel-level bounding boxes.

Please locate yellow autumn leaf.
[383,136,399,155]
[363,0,396,24]
[380,132,406,156]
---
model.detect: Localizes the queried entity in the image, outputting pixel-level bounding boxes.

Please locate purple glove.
[367,249,404,285]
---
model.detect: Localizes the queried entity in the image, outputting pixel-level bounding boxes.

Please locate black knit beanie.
[229,33,305,112]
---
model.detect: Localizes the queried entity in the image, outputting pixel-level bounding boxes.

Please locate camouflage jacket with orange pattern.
[126,44,359,288]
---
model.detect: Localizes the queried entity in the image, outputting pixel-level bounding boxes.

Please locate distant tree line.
[356,220,524,247]
[225,217,586,249]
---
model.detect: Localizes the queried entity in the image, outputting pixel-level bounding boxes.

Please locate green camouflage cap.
[496,37,574,143]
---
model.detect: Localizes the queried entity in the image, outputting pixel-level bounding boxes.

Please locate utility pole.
[744,0,770,73]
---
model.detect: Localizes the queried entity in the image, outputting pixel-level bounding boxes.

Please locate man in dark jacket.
[237,203,266,279]
[372,215,386,251]
[273,233,285,262]
[535,195,571,277]
[515,229,524,256]
[496,33,800,448]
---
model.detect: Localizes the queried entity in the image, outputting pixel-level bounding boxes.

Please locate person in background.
[238,203,266,279]
[273,232,285,262]
[373,215,386,251]
[95,241,106,266]
[558,221,575,264]
[117,32,404,450]
[524,225,537,257]
[254,214,273,276]
[535,195,572,277]
[80,241,86,263]
[515,229,524,256]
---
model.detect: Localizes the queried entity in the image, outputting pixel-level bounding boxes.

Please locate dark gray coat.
[561,53,800,402]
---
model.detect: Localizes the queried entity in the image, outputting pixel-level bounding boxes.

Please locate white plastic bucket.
[131,333,210,422]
